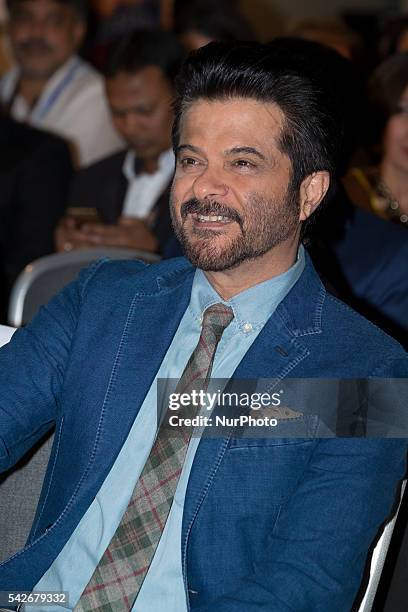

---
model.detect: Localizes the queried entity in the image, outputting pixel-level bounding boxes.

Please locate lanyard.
[30,58,81,123]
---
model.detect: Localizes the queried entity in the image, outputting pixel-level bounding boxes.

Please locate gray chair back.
[8,248,160,327]
[0,431,54,563]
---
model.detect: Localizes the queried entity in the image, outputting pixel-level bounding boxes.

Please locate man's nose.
[120,112,144,137]
[25,19,48,39]
[192,166,229,200]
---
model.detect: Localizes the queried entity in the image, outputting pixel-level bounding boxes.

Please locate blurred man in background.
[0,0,124,167]
[56,31,184,254]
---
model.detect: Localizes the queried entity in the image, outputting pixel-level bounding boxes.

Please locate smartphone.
[67,207,100,227]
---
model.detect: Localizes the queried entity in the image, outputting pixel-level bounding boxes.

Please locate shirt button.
[243,322,253,333]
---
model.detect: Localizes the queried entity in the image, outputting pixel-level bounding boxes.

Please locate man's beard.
[170,186,300,272]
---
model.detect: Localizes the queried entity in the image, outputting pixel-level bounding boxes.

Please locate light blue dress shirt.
[31,248,305,611]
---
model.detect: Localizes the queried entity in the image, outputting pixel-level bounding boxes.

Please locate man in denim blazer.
[0,42,406,611]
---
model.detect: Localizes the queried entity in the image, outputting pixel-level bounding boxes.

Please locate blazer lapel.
[181,310,310,549]
[91,267,195,474]
[182,254,325,551]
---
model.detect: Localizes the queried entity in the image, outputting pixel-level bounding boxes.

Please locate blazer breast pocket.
[227,408,319,448]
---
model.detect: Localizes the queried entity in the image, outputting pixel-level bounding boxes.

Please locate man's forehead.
[179,97,286,152]
[106,69,172,113]
[182,97,284,126]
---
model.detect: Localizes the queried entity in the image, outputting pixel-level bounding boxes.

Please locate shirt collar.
[189,245,306,335]
[40,55,80,96]
[122,148,174,182]
[2,55,80,108]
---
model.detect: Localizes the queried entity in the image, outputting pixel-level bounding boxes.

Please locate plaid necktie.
[76,303,234,611]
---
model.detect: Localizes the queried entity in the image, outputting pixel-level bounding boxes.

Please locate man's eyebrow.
[176,144,203,156]
[226,146,267,161]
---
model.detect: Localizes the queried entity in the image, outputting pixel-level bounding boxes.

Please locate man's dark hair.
[104,31,185,84]
[269,37,364,175]
[173,40,346,230]
[7,0,88,19]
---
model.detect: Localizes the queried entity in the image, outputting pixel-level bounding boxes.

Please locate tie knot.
[202,303,234,338]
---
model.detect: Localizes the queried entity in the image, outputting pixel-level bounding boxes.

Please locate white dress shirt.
[121,148,175,219]
[0,56,124,168]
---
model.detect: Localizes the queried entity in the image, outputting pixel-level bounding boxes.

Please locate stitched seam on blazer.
[182,434,232,609]
[136,271,195,298]
[31,417,64,539]
[314,286,326,330]
[271,348,310,382]
[51,288,139,526]
[272,305,317,342]
[295,286,326,337]
[227,440,314,449]
[79,258,110,300]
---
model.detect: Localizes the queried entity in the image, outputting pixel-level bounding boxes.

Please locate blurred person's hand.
[55,215,158,253]
[55,215,96,252]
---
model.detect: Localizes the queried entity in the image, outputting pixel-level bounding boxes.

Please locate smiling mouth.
[192,213,233,224]
[179,197,243,230]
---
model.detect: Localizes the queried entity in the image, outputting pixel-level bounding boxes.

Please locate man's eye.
[233,159,255,168]
[179,158,199,167]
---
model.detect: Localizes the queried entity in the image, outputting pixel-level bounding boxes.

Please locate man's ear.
[298,171,330,222]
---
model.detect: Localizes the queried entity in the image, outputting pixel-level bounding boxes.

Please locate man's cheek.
[178,175,197,201]
[173,167,186,181]
[171,179,188,211]
[169,188,182,221]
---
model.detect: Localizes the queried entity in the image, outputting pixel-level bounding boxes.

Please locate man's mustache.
[18,39,54,54]
[180,198,243,229]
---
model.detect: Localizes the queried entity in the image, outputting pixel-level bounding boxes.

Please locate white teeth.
[197,214,230,222]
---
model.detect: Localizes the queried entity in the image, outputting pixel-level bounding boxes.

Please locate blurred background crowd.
[0,0,408,334]
[0,0,407,343]
[0,1,407,609]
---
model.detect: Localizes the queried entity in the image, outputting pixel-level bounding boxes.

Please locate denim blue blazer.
[0,253,406,611]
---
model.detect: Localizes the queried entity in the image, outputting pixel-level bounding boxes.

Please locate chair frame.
[8,248,160,327]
